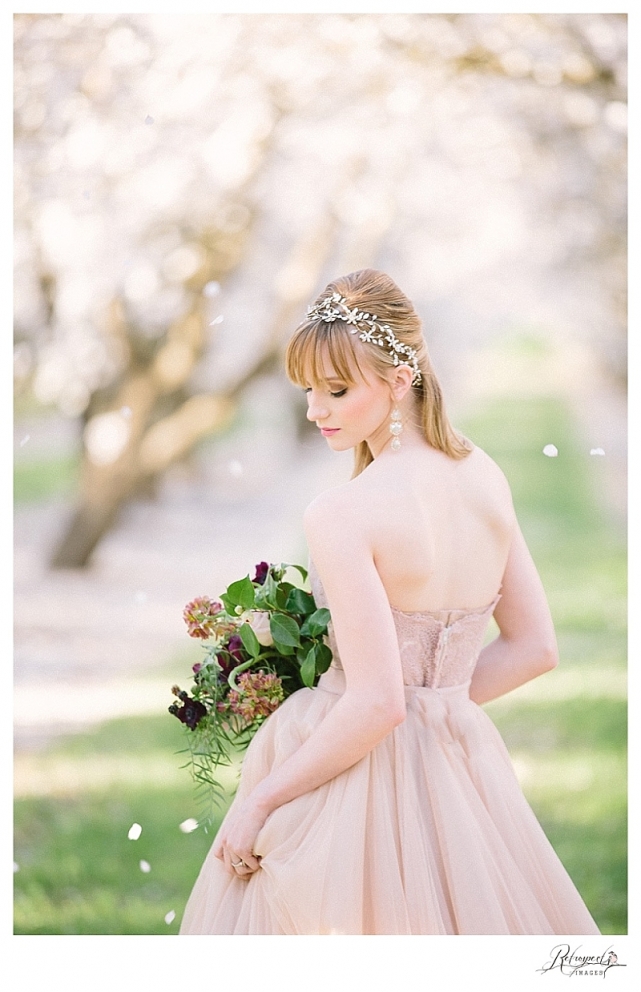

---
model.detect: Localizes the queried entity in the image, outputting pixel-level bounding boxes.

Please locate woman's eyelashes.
[303,387,348,397]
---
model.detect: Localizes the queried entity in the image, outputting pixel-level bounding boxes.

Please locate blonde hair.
[285,269,472,476]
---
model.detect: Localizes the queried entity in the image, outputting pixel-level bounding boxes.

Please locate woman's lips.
[320,428,340,436]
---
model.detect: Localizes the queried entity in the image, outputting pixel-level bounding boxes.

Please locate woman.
[180,268,600,935]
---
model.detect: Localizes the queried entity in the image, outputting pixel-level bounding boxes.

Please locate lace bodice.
[308,558,500,689]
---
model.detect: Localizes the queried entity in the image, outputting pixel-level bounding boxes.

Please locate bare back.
[348,443,515,612]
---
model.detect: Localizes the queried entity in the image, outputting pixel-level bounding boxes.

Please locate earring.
[390,407,403,451]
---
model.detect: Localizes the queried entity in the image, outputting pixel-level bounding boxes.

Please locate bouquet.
[169,560,332,807]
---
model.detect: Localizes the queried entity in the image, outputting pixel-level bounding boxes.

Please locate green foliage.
[238,622,260,658]
[173,562,332,810]
[301,608,332,638]
[221,575,255,612]
[269,612,301,649]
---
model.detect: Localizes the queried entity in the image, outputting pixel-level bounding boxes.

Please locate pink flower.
[248,610,273,647]
[228,671,284,723]
[183,597,223,639]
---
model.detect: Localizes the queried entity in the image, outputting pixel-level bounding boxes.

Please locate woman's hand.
[212,794,268,880]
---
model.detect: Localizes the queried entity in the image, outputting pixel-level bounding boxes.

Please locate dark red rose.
[253,561,270,585]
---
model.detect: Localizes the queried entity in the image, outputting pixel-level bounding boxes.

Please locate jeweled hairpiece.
[305,292,422,386]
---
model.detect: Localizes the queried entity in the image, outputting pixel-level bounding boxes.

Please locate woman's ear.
[390,365,414,403]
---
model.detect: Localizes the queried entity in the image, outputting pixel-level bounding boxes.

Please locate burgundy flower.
[215,635,246,677]
[192,663,202,674]
[227,635,245,663]
[252,561,270,585]
[215,652,234,677]
[169,694,207,731]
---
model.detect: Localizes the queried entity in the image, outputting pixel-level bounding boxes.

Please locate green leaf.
[275,642,295,656]
[238,622,261,659]
[270,613,301,649]
[225,576,256,610]
[284,563,308,583]
[314,642,333,674]
[219,593,234,614]
[254,575,278,610]
[274,582,295,610]
[285,588,316,615]
[300,645,316,687]
[300,608,331,637]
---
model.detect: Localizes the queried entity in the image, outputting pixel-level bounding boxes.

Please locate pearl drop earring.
[390,407,403,451]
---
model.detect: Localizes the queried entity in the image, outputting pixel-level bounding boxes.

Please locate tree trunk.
[50,499,123,569]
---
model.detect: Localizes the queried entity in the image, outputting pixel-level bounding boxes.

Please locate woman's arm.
[469,521,559,705]
[213,489,406,874]
[254,490,407,803]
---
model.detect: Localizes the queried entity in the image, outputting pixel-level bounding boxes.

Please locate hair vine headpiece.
[305,292,422,386]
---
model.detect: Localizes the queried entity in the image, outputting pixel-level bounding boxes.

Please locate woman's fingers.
[239,851,261,871]
[225,849,261,876]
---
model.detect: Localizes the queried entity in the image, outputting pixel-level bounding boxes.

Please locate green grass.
[463,393,627,935]
[14,715,230,935]
[14,454,80,503]
[13,392,627,934]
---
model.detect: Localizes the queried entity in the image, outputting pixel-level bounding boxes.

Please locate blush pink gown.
[180,560,600,935]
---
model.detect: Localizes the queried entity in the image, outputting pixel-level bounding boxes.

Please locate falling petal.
[228,460,243,477]
[83,190,91,200]
[179,818,199,834]
[139,860,151,873]
[145,115,154,125]
[128,822,143,840]
[542,444,558,457]
[13,862,19,873]
[19,435,31,447]
[203,281,220,297]
[209,315,224,326]
[164,910,176,925]
[590,447,606,456]
[120,406,133,419]
[134,591,148,604]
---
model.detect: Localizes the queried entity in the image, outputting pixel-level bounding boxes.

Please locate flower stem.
[227,656,264,691]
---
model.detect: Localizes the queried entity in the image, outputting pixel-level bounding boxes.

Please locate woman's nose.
[306,393,329,422]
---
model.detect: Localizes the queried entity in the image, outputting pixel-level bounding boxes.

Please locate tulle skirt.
[180,669,600,935]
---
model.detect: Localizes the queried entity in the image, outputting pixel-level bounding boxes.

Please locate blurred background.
[14,12,626,935]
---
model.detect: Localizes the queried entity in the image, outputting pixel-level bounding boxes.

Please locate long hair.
[285,269,472,476]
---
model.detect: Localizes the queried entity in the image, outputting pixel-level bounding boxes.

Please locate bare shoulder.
[303,480,370,559]
[304,480,362,533]
[465,443,510,483]
[463,444,515,509]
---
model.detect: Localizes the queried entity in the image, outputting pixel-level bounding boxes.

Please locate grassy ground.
[468,394,627,935]
[13,392,626,934]
[14,453,80,503]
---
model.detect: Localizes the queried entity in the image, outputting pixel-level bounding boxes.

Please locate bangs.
[285,320,366,388]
